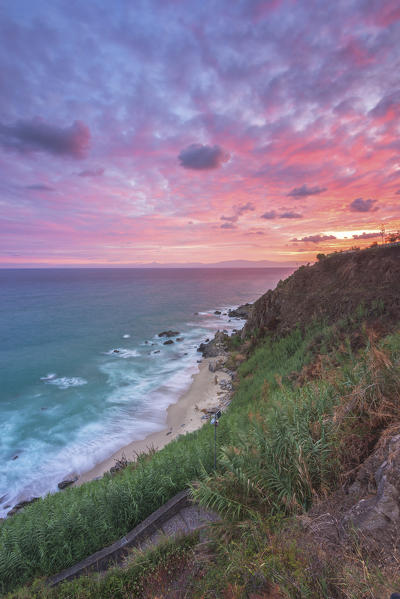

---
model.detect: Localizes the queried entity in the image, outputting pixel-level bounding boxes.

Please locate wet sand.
[76,356,231,484]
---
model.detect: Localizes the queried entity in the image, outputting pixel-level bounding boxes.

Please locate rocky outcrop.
[163,339,174,345]
[344,434,400,536]
[244,245,400,339]
[58,475,78,490]
[228,303,252,319]
[158,330,180,338]
[302,433,400,555]
[198,331,229,357]
[7,497,39,517]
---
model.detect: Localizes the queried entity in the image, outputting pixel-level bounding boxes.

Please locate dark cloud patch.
[396,189,400,195]
[0,119,90,158]
[221,214,238,222]
[352,231,380,239]
[280,211,303,219]
[261,210,277,219]
[221,202,255,223]
[220,222,236,229]
[78,167,104,177]
[287,184,327,198]
[178,144,230,170]
[237,201,255,215]
[292,234,336,243]
[25,184,54,191]
[349,198,378,212]
[369,91,400,119]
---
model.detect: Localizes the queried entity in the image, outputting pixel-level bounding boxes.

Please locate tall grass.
[193,329,400,522]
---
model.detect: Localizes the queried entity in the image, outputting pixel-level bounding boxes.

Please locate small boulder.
[158,330,180,338]
[163,339,174,345]
[214,310,221,315]
[58,475,78,490]
[176,337,184,342]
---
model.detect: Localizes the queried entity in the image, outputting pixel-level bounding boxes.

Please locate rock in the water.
[158,330,180,338]
[58,476,78,490]
[7,497,39,517]
[214,310,221,315]
[176,337,184,342]
[113,349,120,353]
[228,303,252,319]
[163,339,174,345]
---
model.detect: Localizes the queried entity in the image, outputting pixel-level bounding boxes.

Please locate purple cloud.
[396,189,400,195]
[352,231,380,239]
[287,184,327,198]
[349,198,378,212]
[220,222,236,229]
[279,211,303,219]
[261,210,277,219]
[236,202,255,215]
[0,119,90,158]
[292,234,336,243]
[178,144,230,170]
[221,202,255,223]
[78,167,104,177]
[25,184,54,191]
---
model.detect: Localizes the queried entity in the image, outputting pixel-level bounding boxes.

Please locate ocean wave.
[122,334,130,338]
[45,377,88,389]
[40,373,57,381]
[105,348,140,359]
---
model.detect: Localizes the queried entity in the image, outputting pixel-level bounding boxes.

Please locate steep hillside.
[245,245,400,338]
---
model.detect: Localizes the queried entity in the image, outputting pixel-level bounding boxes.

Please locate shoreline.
[75,355,233,485]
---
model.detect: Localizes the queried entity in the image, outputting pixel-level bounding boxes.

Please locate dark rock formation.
[158,330,180,338]
[7,497,39,517]
[214,310,221,315]
[228,303,252,319]
[58,476,78,490]
[198,331,229,357]
[163,339,174,345]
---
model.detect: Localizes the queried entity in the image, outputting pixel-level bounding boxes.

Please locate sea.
[0,267,292,516]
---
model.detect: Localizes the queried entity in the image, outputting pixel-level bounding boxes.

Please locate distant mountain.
[125,259,302,269]
[0,259,304,269]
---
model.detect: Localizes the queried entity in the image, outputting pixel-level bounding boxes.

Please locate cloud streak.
[287,185,327,198]
[0,119,90,158]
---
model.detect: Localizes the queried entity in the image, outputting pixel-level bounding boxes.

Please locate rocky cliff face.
[244,245,400,338]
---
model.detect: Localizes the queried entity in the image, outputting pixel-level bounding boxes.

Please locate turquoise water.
[0,267,292,515]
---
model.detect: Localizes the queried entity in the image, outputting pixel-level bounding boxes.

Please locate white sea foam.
[46,377,88,389]
[105,348,140,358]
[40,373,57,381]
[123,334,130,338]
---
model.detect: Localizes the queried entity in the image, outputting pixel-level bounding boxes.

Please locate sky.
[1,0,400,267]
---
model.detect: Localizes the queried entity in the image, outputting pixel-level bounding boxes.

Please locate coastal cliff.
[245,244,400,338]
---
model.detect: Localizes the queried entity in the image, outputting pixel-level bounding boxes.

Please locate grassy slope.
[6,312,400,598]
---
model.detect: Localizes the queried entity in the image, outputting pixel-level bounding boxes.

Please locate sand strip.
[76,356,231,485]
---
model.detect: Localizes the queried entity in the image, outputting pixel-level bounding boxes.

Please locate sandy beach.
[76,356,232,485]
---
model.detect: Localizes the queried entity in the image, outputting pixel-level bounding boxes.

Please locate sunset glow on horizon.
[1,0,400,267]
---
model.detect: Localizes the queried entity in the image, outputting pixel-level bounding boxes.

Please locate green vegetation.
[4,534,198,599]
[2,303,400,597]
